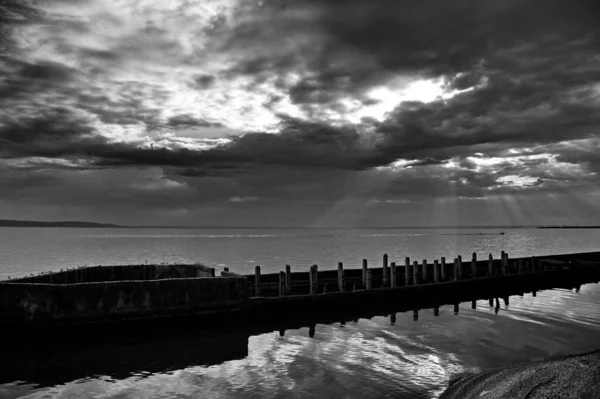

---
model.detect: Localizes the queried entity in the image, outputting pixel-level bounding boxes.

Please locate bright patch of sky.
[350,77,478,123]
[496,175,539,187]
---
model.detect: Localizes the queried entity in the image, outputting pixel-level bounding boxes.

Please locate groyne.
[1,250,600,327]
[1,267,596,389]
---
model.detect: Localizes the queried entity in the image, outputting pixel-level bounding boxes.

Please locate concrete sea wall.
[0,276,248,325]
[11,264,215,284]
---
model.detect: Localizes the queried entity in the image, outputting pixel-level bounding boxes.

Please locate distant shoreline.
[0,220,123,228]
[2,219,600,229]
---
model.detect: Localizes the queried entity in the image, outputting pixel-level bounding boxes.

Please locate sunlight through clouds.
[1,0,599,225]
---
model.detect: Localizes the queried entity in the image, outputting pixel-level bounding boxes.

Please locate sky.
[1,0,599,227]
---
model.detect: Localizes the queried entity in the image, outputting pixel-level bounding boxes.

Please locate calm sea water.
[2,227,600,278]
[1,228,600,398]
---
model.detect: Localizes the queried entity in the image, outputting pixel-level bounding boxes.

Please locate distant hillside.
[0,219,123,228]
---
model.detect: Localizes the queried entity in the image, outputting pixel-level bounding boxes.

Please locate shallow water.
[1,228,599,398]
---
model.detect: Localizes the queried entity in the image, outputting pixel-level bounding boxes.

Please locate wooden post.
[489,297,494,307]
[518,259,523,274]
[313,264,319,294]
[337,262,344,292]
[488,254,494,276]
[453,303,459,315]
[383,254,389,287]
[441,257,446,281]
[413,261,419,285]
[362,259,368,289]
[532,290,537,297]
[366,269,372,290]
[254,265,261,296]
[405,257,410,285]
[309,265,316,295]
[390,262,397,287]
[433,260,439,283]
[471,300,476,309]
[502,252,508,276]
[434,307,439,316]
[453,258,459,281]
[285,264,291,294]
[278,271,285,297]
[457,255,463,278]
[422,259,427,282]
[413,309,418,321]
[471,253,477,278]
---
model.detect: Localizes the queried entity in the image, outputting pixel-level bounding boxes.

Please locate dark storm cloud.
[1,107,367,176]
[0,107,100,159]
[1,86,598,188]
[0,58,79,103]
[190,74,216,90]
[166,114,222,128]
[2,0,600,222]
[219,0,599,105]
[0,1,44,43]
[4,0,598,173]
[91,117,373,173]
[173,0,600,178]
[18,60,75,82]
[371,81,600,165]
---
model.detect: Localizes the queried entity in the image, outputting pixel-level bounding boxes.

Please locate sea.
[1,227,599,398]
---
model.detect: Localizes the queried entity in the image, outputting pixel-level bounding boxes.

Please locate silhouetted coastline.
[0,219,122,228]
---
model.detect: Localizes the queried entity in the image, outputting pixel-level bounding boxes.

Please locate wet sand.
[440,349,600,399]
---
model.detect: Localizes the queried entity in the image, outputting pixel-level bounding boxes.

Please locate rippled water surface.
[2,227,600,278]
[1,228,600,398]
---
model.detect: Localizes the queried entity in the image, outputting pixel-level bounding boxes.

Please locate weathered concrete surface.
[0,276,248,324]
[10,264,215,284]
[439,350,600,399]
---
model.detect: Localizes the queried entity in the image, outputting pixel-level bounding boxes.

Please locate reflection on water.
[1,283,599,399]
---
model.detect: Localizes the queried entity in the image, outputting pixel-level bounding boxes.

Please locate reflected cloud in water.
[1,283,599,398]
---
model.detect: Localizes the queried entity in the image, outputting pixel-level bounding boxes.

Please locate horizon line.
[3,219,600,229]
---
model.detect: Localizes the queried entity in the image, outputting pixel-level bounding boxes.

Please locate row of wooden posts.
[252,251,550,297]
